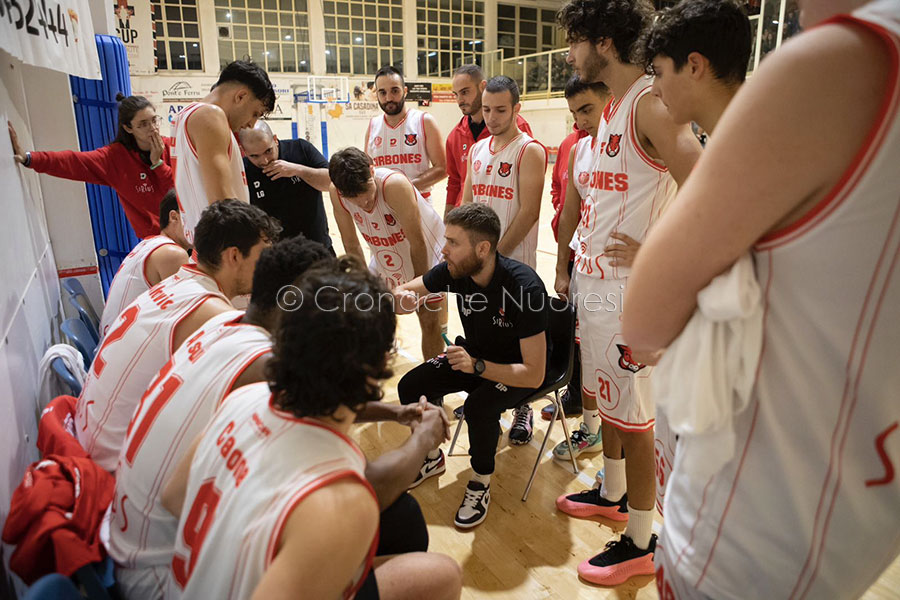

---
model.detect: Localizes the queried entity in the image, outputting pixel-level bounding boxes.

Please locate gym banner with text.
[0,0,101,79]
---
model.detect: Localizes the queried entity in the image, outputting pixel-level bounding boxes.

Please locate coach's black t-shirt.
[423,254,550,365]
[243,138,332,248]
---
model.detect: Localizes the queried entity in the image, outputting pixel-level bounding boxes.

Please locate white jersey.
[661,5,900,599]
[108,310,271,576]
[76,265,230,471]
[339,168,444,291]
[172,102,250,244]
[100,236,180,339]
[366,108,433,196]
[573,76,677,280]
[469,132,546,268]
[166,382,376,600]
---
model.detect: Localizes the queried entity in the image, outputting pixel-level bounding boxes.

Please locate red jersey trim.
[218,347,273,408]
[629,88,668,173]
[181,103,201,159]
[383,111,410,130]
[597,406,655,432]
[756,17,900,249]
[420,111,428,147]
[488,132,524,156]
[264,469,378,580]
[267,396,366,460]
[141,238,179,288]
[607,76,647,121]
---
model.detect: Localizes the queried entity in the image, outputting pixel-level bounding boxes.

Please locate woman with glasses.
[8,94,174,239]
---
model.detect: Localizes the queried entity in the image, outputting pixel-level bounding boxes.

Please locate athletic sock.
[471,471,491,486]
[600,456,626,502]
[625,504,655,550]
[427,449,441,460]
[583,410,601,435]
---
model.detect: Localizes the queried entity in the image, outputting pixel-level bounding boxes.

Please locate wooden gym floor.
[326,177,900,599]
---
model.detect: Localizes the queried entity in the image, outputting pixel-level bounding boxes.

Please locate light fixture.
[179,54,186,58]
[300,60,307,64]
[428,51,436,57]
[355,36,362,42]
[264,50,270,55]
[285,34,292,39]
[192,43,198,47]
[772,19,779,24]
[325,49,331,54]
[226,12,231,18]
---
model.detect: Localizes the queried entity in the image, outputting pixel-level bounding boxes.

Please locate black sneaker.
[555,488,629,521]
[577,534,657,585]
[454,480,490,528]
[509,404,534,445]
[540,390,583,420]
[408,450,445,489]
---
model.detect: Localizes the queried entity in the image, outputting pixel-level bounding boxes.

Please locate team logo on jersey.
[606,134,622,157]
[354,213,364,225]
[497,162,512,177]
[473,160,482,173]
[390,138,398,147]
[616,344,646,373]
[385,214,396,226]
[405,133,418,146]
[373,136,383,148]
[578,171,589,186]
[372,222,380,230]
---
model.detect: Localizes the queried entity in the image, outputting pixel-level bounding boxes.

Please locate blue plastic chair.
[67,295,101,344]
[51,357,82,397]
[61,319,97,369]
[61,278,88,299]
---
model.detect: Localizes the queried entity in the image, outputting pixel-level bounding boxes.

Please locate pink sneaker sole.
[555,493,630,521]
[577,552,654,586]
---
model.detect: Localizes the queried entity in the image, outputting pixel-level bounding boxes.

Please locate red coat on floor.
[1,456,114,584]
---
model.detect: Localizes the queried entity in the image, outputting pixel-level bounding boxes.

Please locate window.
[417,0,485,77]
[496,3,559,59]
[215,0,311,72]
[324,0,404,75]
[152,0,202,71]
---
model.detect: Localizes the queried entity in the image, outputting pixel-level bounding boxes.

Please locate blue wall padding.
[69,35,139,297]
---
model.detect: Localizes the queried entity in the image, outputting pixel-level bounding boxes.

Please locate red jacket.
[38,395,89,460]
[551,126,590,242]
[30,138,175,239]
[1,455,115,584]
[444,114,533,209]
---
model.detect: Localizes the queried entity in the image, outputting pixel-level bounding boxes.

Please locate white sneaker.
[454,480,490,528]
[408,450,445,489]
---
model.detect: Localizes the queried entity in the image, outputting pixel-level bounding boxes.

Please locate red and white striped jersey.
[468,132,547,268]
[76,265,230,471]
[172,102,250,245]
[338,167,444,291]
[661,5,900,598]
[366,108,433,196]
[108,310,271,573]
[100,235,180,339]
[165,382,376,600]
[573,76,677,280]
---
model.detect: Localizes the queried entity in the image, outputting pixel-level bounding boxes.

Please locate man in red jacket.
[444,64,533,218]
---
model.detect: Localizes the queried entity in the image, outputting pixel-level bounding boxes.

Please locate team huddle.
[19,0,899,597]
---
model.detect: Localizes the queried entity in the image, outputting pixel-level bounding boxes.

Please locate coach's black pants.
[398,354,536,475]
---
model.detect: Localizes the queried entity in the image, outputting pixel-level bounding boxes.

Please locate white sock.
[471,471,491,486]
[625,504,655,550]
[427,449,441,460]
[583,410,601,435]
[600,456,625,502]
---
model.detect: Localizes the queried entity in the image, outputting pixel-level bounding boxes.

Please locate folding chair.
[61,319,97,369]
[67,295,100,344]
[448,296,579,501]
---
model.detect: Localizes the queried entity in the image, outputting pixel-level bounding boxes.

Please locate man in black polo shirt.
[394,203,549,528]
[239,121,334,251]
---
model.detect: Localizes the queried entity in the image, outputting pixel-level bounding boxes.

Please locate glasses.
[133,116,162,131]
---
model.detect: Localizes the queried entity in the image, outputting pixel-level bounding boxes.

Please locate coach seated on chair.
[393,203,550,529]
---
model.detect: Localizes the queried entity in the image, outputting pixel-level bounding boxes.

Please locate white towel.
[37,344,87,411]
[652,253,763,482]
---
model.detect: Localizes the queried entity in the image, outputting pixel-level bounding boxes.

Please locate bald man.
[240,122,334,251]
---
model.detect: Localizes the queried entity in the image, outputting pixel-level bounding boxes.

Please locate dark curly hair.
[642,0,751,85]
[193,199,282,269]
[214,60,276,113]
[267,256,396,419]
[249,234,336,312]
[557,0,653,64]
